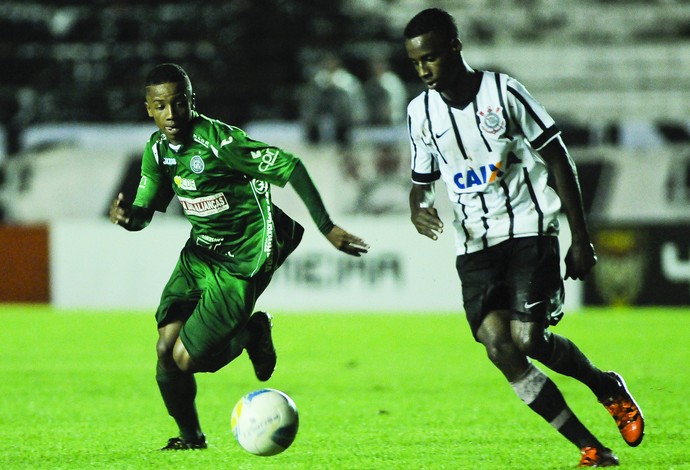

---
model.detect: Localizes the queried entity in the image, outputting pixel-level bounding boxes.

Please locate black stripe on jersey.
[522,167,544,234]
[412,170,441,183]
[471,100,492,152]
[425,92,447,164]
[447,106,469,160]
[478,193,490,249]
[408,114,418,169]
[530,124,559,150]
[456,195,471,254]
[494,73,511,137]
[507,85,547,130]
[500,179,515,238]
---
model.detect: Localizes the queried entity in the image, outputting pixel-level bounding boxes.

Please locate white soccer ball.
[231,388,299,456]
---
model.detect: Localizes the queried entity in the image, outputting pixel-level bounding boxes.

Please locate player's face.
[145,82,193,145]
[405,32,462,94]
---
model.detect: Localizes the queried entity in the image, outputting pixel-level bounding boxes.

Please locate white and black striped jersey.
[407,71,563,255]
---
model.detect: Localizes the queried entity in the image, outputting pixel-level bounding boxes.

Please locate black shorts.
[456,236,565,341]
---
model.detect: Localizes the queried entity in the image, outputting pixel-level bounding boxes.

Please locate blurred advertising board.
[585,225,690,306]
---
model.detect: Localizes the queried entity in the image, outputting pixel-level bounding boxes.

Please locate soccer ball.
[231,388,299,456]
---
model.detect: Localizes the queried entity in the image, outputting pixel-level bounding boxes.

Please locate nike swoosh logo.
[434,128,450,139]
[524,300,546,310]
[220,137,234,147]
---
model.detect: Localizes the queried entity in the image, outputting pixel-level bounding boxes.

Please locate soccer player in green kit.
[109,63,369,450]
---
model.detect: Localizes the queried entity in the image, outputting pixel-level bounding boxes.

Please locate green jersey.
[133,112,299,277]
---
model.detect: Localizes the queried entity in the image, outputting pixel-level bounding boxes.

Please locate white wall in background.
[49,216,582,313]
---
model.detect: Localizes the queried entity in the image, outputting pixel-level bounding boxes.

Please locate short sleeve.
[407,96,440,184]
[214,124,299,188]
[505,76,560,151]
[133,138,174,211]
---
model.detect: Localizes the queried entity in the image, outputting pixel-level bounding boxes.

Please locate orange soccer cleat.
[601,371,645,447]
[578,447,620,467]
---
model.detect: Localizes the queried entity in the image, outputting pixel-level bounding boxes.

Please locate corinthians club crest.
[590,228,649,306]
[477,106,506,134]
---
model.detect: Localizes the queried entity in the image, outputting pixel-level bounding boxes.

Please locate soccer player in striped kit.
[404,9,643,467]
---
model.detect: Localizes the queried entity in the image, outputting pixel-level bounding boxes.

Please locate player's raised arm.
[288,160,369,257]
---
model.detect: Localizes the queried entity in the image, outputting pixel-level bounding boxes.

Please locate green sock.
[155,362,203,441]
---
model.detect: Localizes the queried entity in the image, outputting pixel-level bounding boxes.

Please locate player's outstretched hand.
[564,240,597,280]
[326,225,369,257]
[109,192,131,226]
[411,207,444,241]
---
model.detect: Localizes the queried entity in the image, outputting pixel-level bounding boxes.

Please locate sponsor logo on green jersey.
[174,176,197,191]
[193,133,210,148]
[251,148,279,172]
[178,193,229,216]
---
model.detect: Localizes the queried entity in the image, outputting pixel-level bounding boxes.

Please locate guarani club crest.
[477,106,506,134]
[190,155,205,174]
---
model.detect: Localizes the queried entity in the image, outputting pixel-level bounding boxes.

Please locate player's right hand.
[109,192,131,226]
[326,225,369,257]
[411,207,443,240]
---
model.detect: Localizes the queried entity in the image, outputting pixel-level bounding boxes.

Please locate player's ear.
[145,101,153,117]
[451,38,462,53]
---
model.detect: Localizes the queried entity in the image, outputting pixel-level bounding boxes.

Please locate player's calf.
[245,311,277,381]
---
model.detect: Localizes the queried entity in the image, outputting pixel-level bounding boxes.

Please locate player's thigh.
[155,245,205,328]
[456,244,510,340]
[508,236,564,325]
[180,268,262,364]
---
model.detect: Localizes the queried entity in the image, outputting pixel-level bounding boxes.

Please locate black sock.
[540,334,614,399]
[155,362,203,441]
[510,364,602,448]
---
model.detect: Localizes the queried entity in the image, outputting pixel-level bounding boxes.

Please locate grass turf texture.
[1,306,688,469]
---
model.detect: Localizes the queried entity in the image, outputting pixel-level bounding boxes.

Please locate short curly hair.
[403,8,459,43]
[145,63,193,97]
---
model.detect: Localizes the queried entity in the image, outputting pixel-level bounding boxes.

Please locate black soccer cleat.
[160,435,207,451]
[245,311,277,381]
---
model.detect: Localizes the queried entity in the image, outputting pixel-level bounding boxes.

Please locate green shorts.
[156,206,302,371]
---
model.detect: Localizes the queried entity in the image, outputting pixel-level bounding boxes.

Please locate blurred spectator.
[351,56,409,213]
[354,143,410,215]
[363,57,407,126]
[0,93,19,159]
[301,52,368,147]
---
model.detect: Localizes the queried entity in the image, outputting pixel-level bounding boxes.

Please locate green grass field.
[1,305,688,469]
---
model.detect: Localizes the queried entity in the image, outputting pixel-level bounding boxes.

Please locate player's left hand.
[564,240,597,280]
[326,225,369,257]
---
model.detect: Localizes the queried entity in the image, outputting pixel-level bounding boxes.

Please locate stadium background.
[0,0,689,311]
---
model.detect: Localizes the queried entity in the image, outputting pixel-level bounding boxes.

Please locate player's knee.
[513,332,549,360]
[156,319,184,365]
[156,337,175,365]
[172,340,196,373]
[482,336,515,366]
